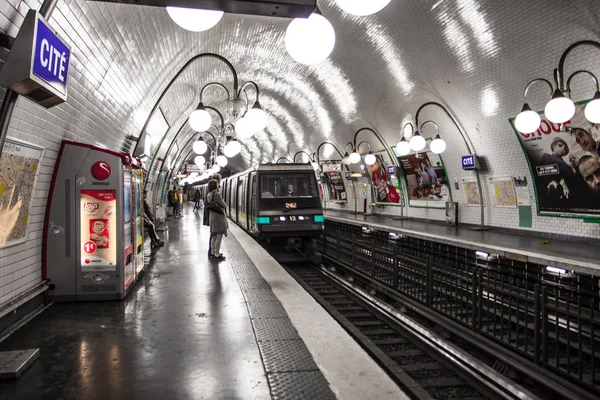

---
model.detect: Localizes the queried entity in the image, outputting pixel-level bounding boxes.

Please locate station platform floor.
[324,209,599,275]
[0,204,406,400]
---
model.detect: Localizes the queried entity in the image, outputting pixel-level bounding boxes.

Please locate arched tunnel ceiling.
[49,0,600,177]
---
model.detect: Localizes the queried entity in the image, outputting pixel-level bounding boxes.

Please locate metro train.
[199,163,324,246]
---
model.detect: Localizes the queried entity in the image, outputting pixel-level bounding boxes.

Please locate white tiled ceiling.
[1,0,600,304]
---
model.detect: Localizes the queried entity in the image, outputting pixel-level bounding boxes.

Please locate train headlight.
[279,216,286,221]
[298,216,305,221]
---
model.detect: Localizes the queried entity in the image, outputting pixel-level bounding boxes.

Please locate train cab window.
[260,174,318,198]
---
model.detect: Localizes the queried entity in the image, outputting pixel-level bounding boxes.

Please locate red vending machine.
[43,140,144,301]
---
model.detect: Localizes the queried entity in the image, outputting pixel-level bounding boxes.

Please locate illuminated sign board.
[462,154,479,170]
[32,16,70,96]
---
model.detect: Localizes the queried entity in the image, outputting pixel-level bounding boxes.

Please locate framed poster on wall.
[508,99,600,217]
[397,151,452,208]
[368,150,403,205]
[0,138,44,248]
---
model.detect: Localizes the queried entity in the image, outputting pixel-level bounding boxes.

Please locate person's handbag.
[206,201,224,215]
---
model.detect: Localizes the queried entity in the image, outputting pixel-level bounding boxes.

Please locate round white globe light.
[223,140,241,158]
[235,117,253,139]
[216,155,228,167]
[515,108,542,134]
[245,106,268,132]
[311,161,319,171]
[395,139,411,156]
[348,151,361,164]
[192,140,208,155]
[285,14,335,65]
[364,153,376,165]
[544,92,575,124]
[409,134,426,151]
[430,137,447,154]
[585,93,600,123]
[335,0,391,16]
[189,109,212,132]
[166,7,224,32]
[341,154,350,165]
[194,155,205,167]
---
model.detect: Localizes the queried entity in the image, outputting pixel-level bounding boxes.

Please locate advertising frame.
[508,98,600,220]
[0,137,45,249]
[392,143,453,209]
[368,148,404,207]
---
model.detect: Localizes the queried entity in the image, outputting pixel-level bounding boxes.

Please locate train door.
[249,172,257,233]
[236,178,244,224]
[228,179,233,216]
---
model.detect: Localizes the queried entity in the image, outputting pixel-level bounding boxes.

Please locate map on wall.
[462,177,481,206]
[0,139,44,248]
[489,176,517,208]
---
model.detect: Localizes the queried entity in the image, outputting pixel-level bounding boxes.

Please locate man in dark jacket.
[143,191,164,248]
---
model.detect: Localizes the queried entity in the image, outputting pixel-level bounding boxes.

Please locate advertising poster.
[489,176,517,208]
[509,101,600,215]
[398,152,451,208]
[322,170,347,201]
[0,139,44,248]
[462,177,481,206]
[369,152,401,204]
[513,176,530,206]
[80,190,117,270]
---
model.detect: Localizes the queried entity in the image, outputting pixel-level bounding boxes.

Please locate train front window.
[260,174,318,198]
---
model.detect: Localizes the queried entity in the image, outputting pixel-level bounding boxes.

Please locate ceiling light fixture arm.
[200,82,230,103]
[134,53,239,154]
[353,127,399,167]
[415,102,473,154]
[522,78,554,100]
[402,122,414,137]
[556,40,600,91]
[316,141,345,165]
[238,81,260,101]
[420,120,439,136]
[293,150,313,163]
[566,70,600,95]
[204,105,224,131]
[276,156,292,163]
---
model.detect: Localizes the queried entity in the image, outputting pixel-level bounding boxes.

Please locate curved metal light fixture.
[515,40,600,130]
[420,121,446,154]
[396,123,413,156]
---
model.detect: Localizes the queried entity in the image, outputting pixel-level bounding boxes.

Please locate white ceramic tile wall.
[1,0,599,307]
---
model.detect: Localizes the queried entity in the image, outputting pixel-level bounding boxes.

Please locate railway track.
[278,260,539,400]
[319,223,600,399]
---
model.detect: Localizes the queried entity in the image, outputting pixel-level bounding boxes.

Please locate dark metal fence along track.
[319,220,600,394]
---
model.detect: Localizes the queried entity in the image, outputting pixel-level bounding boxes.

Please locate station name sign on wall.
[0,10,71,108]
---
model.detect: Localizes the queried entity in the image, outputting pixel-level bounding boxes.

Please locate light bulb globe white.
[395,140,411,156]
[189,109,212,132]
[409,135,426,151]
[545,96,575,124]
[192,140,208,155]
[245,107,268,132]
[223,140,241,158]
[403,125,414,140]
[349,151,361,164]
[585,97,600,124]
[430,138,447,154]
[335,0,391,16]
[194,155,205,167]
[210,164,220,173]
[216,155,228,167]
[166,7,224,32]
[515,109,541,133]
[235,117,253,139]
[311,161,319,171]
[364,153,377,165]
[285,14,335,65]
[341,155,350,165]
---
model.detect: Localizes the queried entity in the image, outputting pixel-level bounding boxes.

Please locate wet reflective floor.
[0,205,270,400]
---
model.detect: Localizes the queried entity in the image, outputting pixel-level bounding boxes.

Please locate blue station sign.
[32,16,70,96]
[462,154,479,170]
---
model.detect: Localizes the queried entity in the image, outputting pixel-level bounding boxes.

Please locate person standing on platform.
[193,189,202,212]
[172,186,181,217]
[206,179,228,261]
[204,174,222,256]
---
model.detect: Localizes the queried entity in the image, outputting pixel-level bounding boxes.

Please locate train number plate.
[285,203,297,209]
